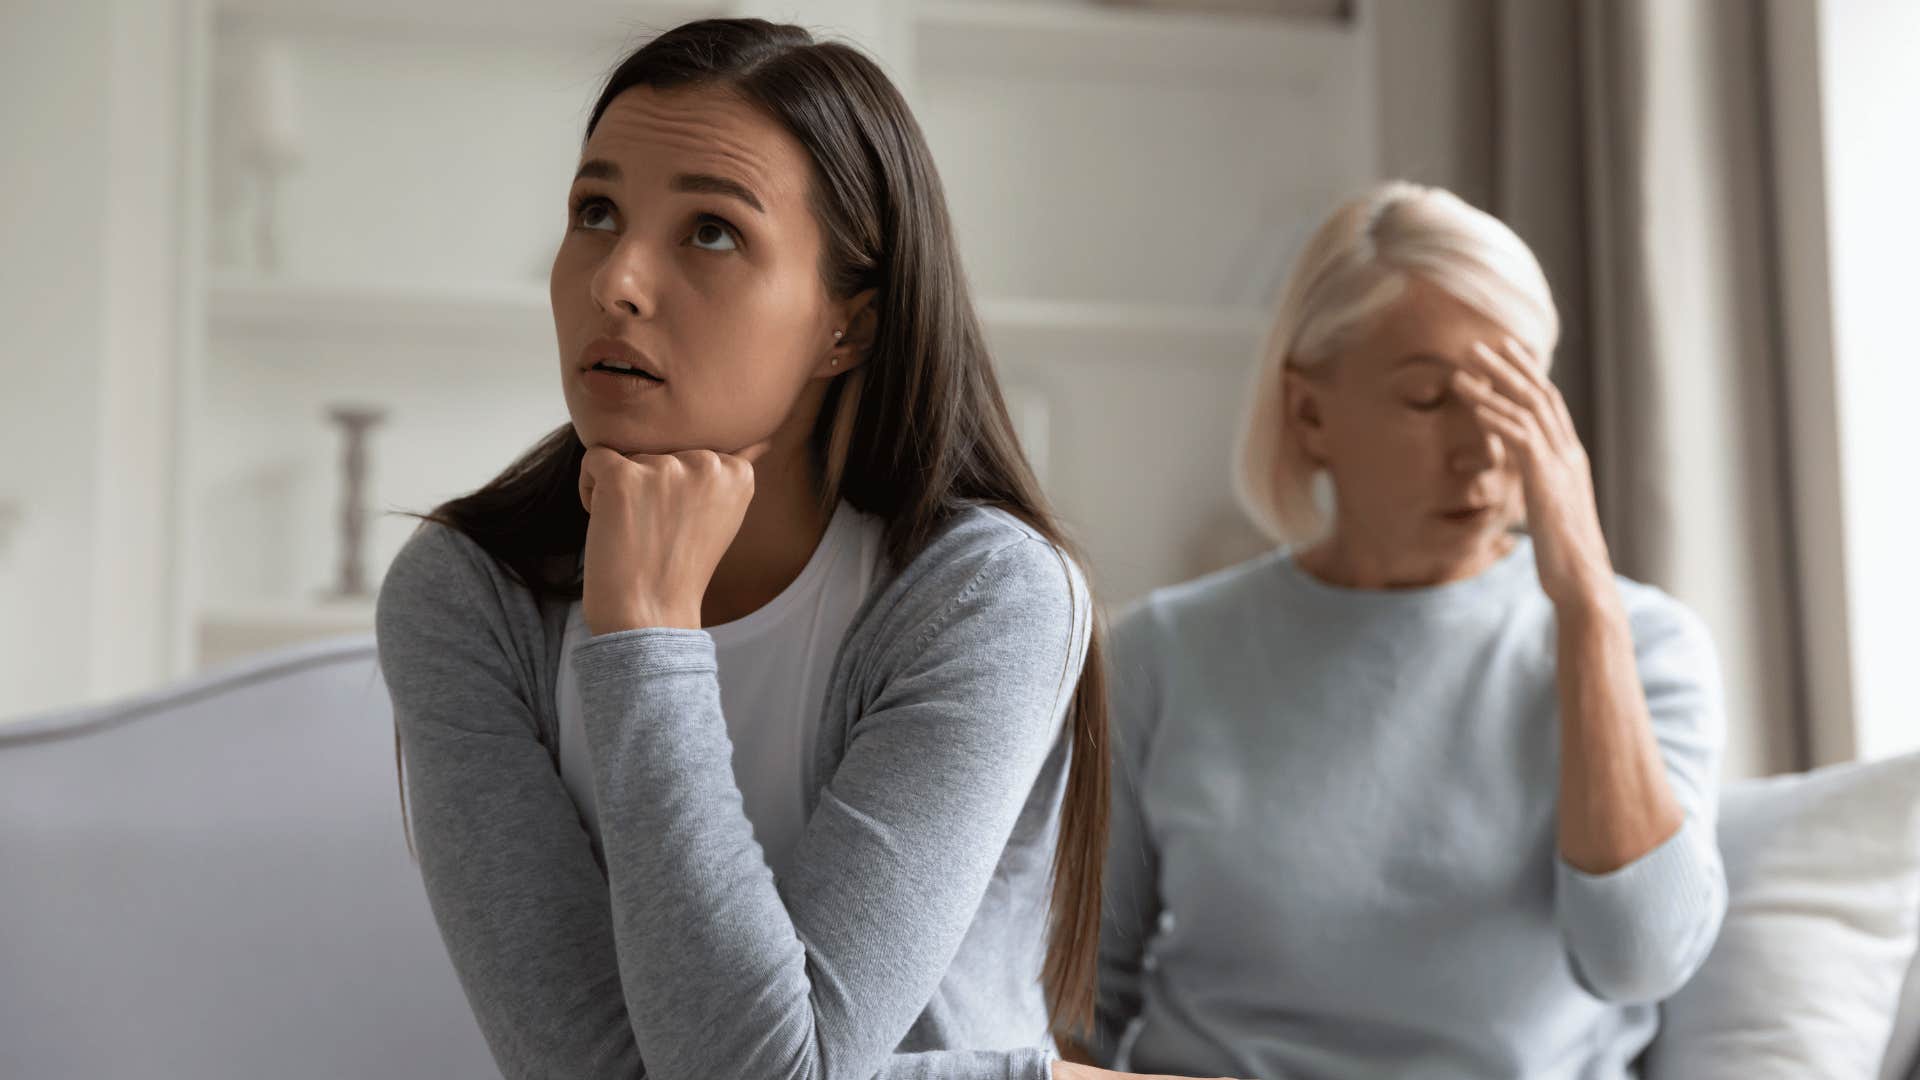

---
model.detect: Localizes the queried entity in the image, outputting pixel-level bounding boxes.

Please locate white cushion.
[1645,752,1920,1080]
[1883,951,1920,1080]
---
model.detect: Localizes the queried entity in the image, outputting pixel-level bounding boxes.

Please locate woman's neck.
[700,443,831,627]
[1297,526,1514,591]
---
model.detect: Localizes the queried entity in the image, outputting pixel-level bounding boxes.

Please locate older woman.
[1089,182,1728,1079]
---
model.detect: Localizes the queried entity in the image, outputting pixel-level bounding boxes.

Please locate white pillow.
[1882,952,1920,1080]
[1644,752,1920,1080]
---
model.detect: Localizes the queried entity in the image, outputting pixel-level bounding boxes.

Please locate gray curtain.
[1374,0,1829,778]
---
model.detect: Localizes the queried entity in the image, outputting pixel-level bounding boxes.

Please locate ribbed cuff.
[570,626,716,682]
[1560,814,1719,905]
[1557,815,1726,1000]
[1009,1045,1056,1080]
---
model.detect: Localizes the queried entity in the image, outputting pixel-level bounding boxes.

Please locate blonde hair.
[1232,181,1561,544]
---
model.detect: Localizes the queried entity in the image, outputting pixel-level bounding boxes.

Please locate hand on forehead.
[1350,276,1538,380]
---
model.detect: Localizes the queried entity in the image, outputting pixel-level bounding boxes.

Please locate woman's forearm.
[1546,584,1728,1002]
[572,539,1085,1080]
[1553,591,1684,874]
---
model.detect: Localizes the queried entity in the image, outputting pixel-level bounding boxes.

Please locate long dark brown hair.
[399,18,1109,1038]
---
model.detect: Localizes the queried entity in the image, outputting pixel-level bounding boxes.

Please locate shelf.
[978,297,1270,363]
[196,601,377,672]
[212,0,724,46]
[913,0,1354,89]
[207,274,551,351]
[199,601,378,632]
[214,0,1353,88]
[207,275,1268,364]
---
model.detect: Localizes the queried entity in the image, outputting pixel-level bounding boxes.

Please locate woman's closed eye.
[1404,385,1449,411]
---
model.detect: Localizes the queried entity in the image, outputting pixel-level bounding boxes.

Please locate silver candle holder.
[323,404,386,600]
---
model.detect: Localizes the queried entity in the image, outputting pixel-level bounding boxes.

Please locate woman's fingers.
[1451,369,1542,462]
[581,445,757,518]
[1462,341,1547,420]
[576,444,757,634]
[1499,336,1579,447]
[1467,401,1539,477]
[578,445,630,513]
[1461,340,1571,454]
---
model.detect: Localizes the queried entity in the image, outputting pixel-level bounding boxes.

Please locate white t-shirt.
[554,501,888,881]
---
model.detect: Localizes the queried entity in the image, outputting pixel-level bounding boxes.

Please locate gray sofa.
[2,636,1916,1079]
[0,637,495,1079]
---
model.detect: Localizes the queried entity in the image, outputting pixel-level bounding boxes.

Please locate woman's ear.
[1283,366,1330,464]
[816,288,879,378]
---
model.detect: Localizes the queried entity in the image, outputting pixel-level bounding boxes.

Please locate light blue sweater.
[1092,536,1728,1079]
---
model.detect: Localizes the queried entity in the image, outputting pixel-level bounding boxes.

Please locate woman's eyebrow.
[571,158,766,215]
[670,172,765,214]
[574,158,620,183]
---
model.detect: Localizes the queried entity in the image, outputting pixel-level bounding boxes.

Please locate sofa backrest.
[7,634,1916,1079]
[0,636,499,1080]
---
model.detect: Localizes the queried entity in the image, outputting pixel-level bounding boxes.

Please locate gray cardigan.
[376,505,1090,1080]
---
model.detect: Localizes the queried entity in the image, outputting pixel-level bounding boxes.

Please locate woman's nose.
[1449,413,1505,474]
[589,236,657,319]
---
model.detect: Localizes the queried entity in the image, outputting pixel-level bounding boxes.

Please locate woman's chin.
[1416,516,1509,562]
[571,411,780,460]
[569,415,664,454]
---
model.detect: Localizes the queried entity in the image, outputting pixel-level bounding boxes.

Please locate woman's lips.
[1438,506,1492,524]
[581,366,667,403]
[580,335,664,380]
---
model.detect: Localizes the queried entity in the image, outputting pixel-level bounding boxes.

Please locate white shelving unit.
[195,600,381,670]
[207,274,553,351]
[214,0,725,44]
[207,274,1270,362]
[178,0,1376,671]
[977,297,1271,359]
[915,0,1350,88]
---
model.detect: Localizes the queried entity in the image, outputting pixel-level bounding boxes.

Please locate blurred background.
[1,0,1914,782]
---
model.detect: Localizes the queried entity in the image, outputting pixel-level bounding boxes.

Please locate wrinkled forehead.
[581,85,812,213]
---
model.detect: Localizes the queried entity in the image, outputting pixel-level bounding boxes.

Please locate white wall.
[1,3,113,716]
[1369,0,1493,205]
[3,0,1372,713]
[1814,0,1920,761]
[185,0,1371,635]
[97,0,187,699]
[0,1,184,717]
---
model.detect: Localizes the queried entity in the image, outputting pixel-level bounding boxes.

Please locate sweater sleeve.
[378,523,1065,1080]
[1089,600,1165,1065]
[569,534,1089,1080]
[1553,590,1729,1004]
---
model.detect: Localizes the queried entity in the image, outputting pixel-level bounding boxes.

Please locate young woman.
[376,20,1203,1080]
[1088,182,1729,1078]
